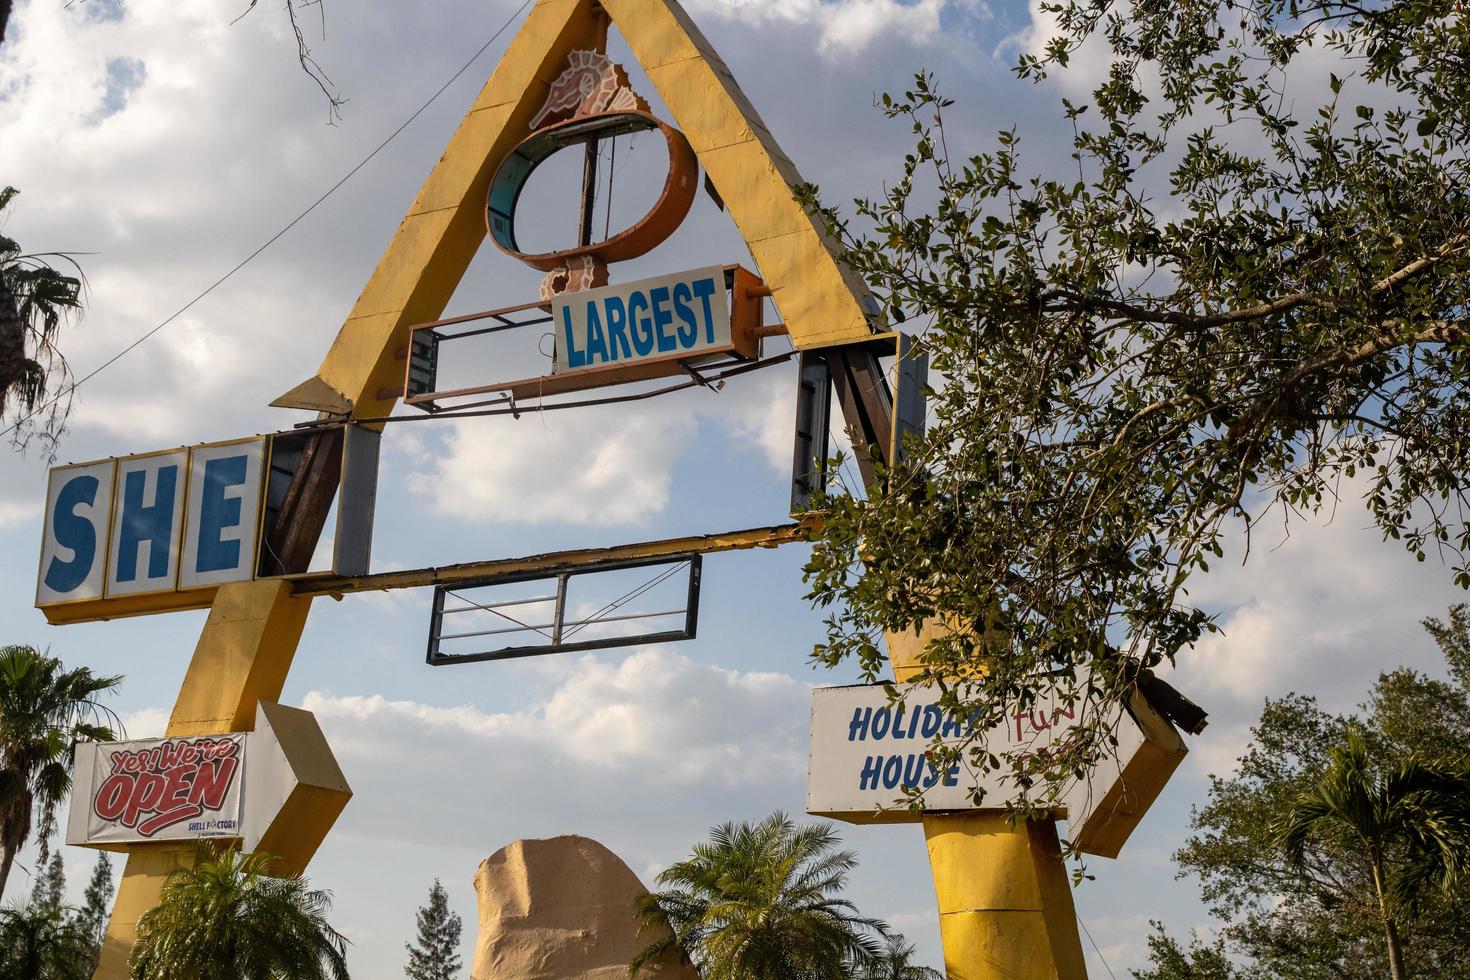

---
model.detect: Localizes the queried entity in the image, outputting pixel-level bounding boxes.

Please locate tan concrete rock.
[471,835,700,980]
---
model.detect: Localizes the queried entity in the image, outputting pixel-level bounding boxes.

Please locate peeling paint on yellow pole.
[888,629,1088,980]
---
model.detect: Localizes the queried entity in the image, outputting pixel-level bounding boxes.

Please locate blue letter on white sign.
[44,475,99,594]
[116,466,178,583]
[195,455,247,573]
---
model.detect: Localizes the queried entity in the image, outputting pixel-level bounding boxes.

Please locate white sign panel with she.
[805,681,1188,858]
[552,265,732,374]
[36,437,266,609]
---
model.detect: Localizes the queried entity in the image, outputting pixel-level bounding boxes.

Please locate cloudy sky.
[2,0,1467,975]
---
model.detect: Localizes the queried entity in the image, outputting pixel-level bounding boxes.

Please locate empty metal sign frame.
[425,553,702,665]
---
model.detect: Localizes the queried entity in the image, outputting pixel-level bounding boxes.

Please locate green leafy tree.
[631,812,886,980]
[404,878,462,980]
[851,934,944,980]
[1275,734,1470,980]
[0,645,120,899]
[0,900,94,980]
[0,187,83,456]
[129,849,349,980]
[803,0,1470,791]
[1166,608,1470,978]
[1131,923,1250,980]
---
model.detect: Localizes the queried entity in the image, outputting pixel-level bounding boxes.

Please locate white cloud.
[118,705,169,740]
[305,646,810,787]
[405,407,697,526]
[401,360,796,527]
[711,365,797,473]
[1152,492,1470,786]
[994,0,1114,91]
[686,0,963,55]
[1173,500,1462,709]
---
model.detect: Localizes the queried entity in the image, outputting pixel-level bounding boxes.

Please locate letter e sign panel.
[180,439,266,589]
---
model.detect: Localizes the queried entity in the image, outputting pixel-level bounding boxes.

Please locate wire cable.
[445,588,554,640]
[0,0,536,441]
[1077,913,1118,980]
[560,560,688,641]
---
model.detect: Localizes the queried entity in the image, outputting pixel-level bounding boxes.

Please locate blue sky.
[2,0,1467,975]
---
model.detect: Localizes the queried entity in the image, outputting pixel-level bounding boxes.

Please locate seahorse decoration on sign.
[530,49,648,130]
[485,48,698,303]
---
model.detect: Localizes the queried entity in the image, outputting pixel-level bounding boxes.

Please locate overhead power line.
[1,0,535,441]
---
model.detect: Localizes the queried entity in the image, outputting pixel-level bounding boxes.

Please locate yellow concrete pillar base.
[92,580,318,979]
[922,812,1088,980]
[92,845,195,980]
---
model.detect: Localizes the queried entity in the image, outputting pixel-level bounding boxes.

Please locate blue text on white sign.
[552,266,732,374]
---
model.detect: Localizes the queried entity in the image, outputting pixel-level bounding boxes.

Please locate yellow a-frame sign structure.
[93,2,1092,977]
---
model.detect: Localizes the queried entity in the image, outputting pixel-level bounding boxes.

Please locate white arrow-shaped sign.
[68,701,350,869]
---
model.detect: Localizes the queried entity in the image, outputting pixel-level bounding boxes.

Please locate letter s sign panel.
[180,439,265,589]
[106,450,188,598]
[36,460,116,607]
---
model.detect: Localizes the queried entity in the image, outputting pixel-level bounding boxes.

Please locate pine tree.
[404,879,463,980]
[30,844,64,910]
[76,852,113,966]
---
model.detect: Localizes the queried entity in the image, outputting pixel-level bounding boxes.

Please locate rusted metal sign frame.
[425,553,702,665]
[790,331,928,509]
[401,264,765,408]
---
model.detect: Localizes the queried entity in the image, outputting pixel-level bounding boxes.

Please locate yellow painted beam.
[92,580,322,980]
[290,522,809,597]
[601,0,878,350]
[310,0,607,421]
[41,587,217,627]
[252,701,353,876]
[888,626,1089,980]
[923,815,1089,980]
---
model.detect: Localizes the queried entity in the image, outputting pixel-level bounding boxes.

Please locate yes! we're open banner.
[83,733,246,843]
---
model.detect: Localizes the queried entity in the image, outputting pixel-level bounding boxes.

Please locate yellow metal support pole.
[888,630,1088,980]
[92,7,608,976]
[92,580,312,979]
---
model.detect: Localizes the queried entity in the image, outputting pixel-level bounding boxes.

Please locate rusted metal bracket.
[790,332,928,503]
[289,522,809,598]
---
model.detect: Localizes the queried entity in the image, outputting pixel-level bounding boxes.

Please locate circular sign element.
[486,110,698,273]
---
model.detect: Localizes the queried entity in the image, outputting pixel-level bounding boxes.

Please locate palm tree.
[129,849,349,980]
[0,645,120,898]
[630,812,886,980]
[1,186,84,455]
[851,934,944,980]
[1275,732,1470,980]
[0,900,96,980]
